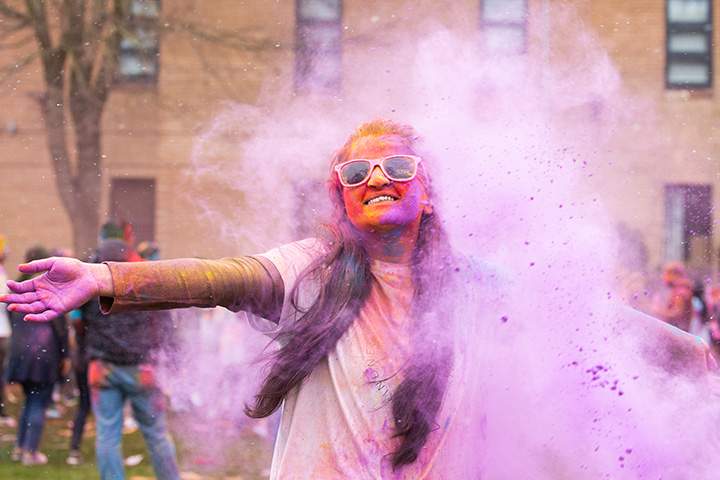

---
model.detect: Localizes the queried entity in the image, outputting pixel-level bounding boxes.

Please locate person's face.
[710,287,720,303]
[340,134,431,234]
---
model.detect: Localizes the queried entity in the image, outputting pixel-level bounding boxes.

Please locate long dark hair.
[245,119,457,470]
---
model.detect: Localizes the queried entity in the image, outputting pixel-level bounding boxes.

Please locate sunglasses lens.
[384,156,416,181]
[340,161,371,186]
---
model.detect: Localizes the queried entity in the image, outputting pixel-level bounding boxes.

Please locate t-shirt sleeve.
[249,238,327,335]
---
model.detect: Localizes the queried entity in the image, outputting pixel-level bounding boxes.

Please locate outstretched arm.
[0,257,113,322]
[2,255,285,323]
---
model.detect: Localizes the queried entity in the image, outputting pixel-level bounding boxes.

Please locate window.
[110,178,156,244]
[480,0,528,55]
[295,0,343,94]
[666,0,713,89]
[664,184,713,267]
[117,0,160,84]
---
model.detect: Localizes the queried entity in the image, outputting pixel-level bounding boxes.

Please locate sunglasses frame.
[334,155,423,188]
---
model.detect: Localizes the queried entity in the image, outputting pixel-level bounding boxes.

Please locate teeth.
[367,195,396,205]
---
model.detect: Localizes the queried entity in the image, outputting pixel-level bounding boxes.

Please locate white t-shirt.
[254,238,501,479]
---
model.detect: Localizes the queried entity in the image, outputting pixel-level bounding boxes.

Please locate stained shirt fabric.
[255,239,482,479]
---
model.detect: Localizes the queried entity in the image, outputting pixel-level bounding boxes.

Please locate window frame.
[479,0,529,55]
[294,0,343,95]
[665,0,713,90]
[115,0,161,85]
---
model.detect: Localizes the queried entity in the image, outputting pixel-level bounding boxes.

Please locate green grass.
[0,384,273,479]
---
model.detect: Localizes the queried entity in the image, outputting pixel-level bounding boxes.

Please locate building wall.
[0,0,718,282]
[585,0,720,277]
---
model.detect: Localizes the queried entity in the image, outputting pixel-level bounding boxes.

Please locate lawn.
[0,383,273,480]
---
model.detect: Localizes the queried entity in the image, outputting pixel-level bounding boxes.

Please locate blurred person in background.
[688,280,711,346]
[79,219,180,480]
[44,246,92,466]
[46,247,77,418]
[0,235,15,426]
[5,245,70,465]
[137,241,160,261]
[706,285,720,358]
[66,289,90,466]
[651,261,694,333]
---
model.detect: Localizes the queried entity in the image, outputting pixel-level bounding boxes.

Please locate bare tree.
[0,0,272,259]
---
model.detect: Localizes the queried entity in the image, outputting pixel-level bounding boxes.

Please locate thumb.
[18,257,56,275]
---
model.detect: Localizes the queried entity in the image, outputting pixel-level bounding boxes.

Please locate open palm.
[0,257,100,322]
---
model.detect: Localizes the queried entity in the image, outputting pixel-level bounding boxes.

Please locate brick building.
[0,0,718,285]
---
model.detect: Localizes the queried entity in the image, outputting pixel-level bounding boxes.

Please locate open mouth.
[365,195,398,205]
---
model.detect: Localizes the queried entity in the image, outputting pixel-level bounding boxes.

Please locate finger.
[17,258,56,275]
[6,279,37,294]
[8,299,48,314]
[24,310,59,322]
[0,291,40,304]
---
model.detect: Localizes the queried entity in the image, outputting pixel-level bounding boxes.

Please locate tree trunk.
[71,89,104,261]
[41,84,103,261]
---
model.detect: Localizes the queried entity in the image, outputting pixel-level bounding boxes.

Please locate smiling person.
[1,119,499,478]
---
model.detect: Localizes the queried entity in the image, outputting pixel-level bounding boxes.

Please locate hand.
[0,257,112,322]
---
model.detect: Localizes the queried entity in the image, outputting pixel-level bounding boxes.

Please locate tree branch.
[0,50,38,82]
[0,2,29,22]
[24,0,51,51]
[0,29,35,48]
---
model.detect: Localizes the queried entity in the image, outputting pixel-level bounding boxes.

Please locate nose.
[366,165,391,187]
